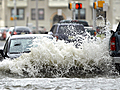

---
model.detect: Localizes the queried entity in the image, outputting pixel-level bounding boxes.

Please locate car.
[0,34,53,61]
[109,22,120,73]
[6,27,14,40]
[11,26,32,35]
[59,20,96,36]
[59,19,89,26]
[48,23,87,47]
[32,26,47,34]
[0,27,9,40]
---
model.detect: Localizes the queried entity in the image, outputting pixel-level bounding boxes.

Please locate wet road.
[0,34,120,90]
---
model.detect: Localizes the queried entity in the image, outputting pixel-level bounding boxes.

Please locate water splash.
[0,32,118,78]
[0,22,118,77]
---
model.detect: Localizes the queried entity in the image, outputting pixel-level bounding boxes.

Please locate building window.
[75,8,86,19]
[31,9,36,20]
[31,8,44,20]
[80,8,86,19]
[38,9,44,20]
[31,0,44,1]
[11,8,24,20]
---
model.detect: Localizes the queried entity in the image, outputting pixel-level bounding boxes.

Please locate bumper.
[113,57,120,63]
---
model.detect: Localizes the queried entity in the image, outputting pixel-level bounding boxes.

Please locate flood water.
[0,30,120,90]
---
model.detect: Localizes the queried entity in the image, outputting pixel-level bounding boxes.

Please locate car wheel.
[115,63,120,74]
[0,54,3,61]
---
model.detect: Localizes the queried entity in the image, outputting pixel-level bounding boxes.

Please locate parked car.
[0,34,53,61]
[0,27,9,40]
[11,26,32,35]
[59,20,96,36]
[109,22,120,73]
[6,27,14,40]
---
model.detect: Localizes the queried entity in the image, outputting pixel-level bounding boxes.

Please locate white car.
[6,27,14,40]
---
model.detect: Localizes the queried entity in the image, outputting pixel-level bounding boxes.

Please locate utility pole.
[93,0,97,30]
[14,0,16,28]
[36,0,38,34]
[73,2,76,20]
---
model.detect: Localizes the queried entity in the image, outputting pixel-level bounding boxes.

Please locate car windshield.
[9,36,53,54]
[9,38,34,54]
[0,29,8,32]
[16,28,30,32]
[58,25,85,34]
[60,20,89,26]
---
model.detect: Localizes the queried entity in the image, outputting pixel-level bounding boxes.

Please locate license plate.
[21,32,25,34]
[68,36,74,40]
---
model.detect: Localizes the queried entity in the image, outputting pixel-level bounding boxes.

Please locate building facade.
[0,0,119,31]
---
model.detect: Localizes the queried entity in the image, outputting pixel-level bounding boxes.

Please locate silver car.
[0,34,53,61]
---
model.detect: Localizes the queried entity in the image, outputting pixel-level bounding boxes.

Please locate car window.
[9,38,33,54]
[58,25,67,34]
[9,36,53,54]
[53,25,58,34]
[58,25,85,34]
[16,28,30,32]
[77,21,89,26]
[50,26,55,32]
[50,25,57,34]
[3,38,9,55]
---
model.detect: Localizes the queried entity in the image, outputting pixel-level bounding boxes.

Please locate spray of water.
[0,31,118,78]
[0,20,118,77]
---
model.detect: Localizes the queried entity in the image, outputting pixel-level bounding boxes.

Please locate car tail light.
[55,36,58,41]
[94,32,96,36]
[9,31,11,34]
[13,31,17,35]
[110,37,116,51]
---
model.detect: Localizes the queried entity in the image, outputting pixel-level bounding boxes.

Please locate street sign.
[103,3,108,11]
[58,9,62,16]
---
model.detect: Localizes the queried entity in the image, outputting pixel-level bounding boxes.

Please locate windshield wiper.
[23,51,31,53]
[14,43,21,46]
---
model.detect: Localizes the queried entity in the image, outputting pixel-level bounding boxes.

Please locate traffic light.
[10,17,13,20]
[15,17,17,19]
[98,1,105,8]
[68,3,72,10]
[93,2,97,9]
[75,3,82,9]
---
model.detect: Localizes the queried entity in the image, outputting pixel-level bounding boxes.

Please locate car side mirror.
[110,30,114,34]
